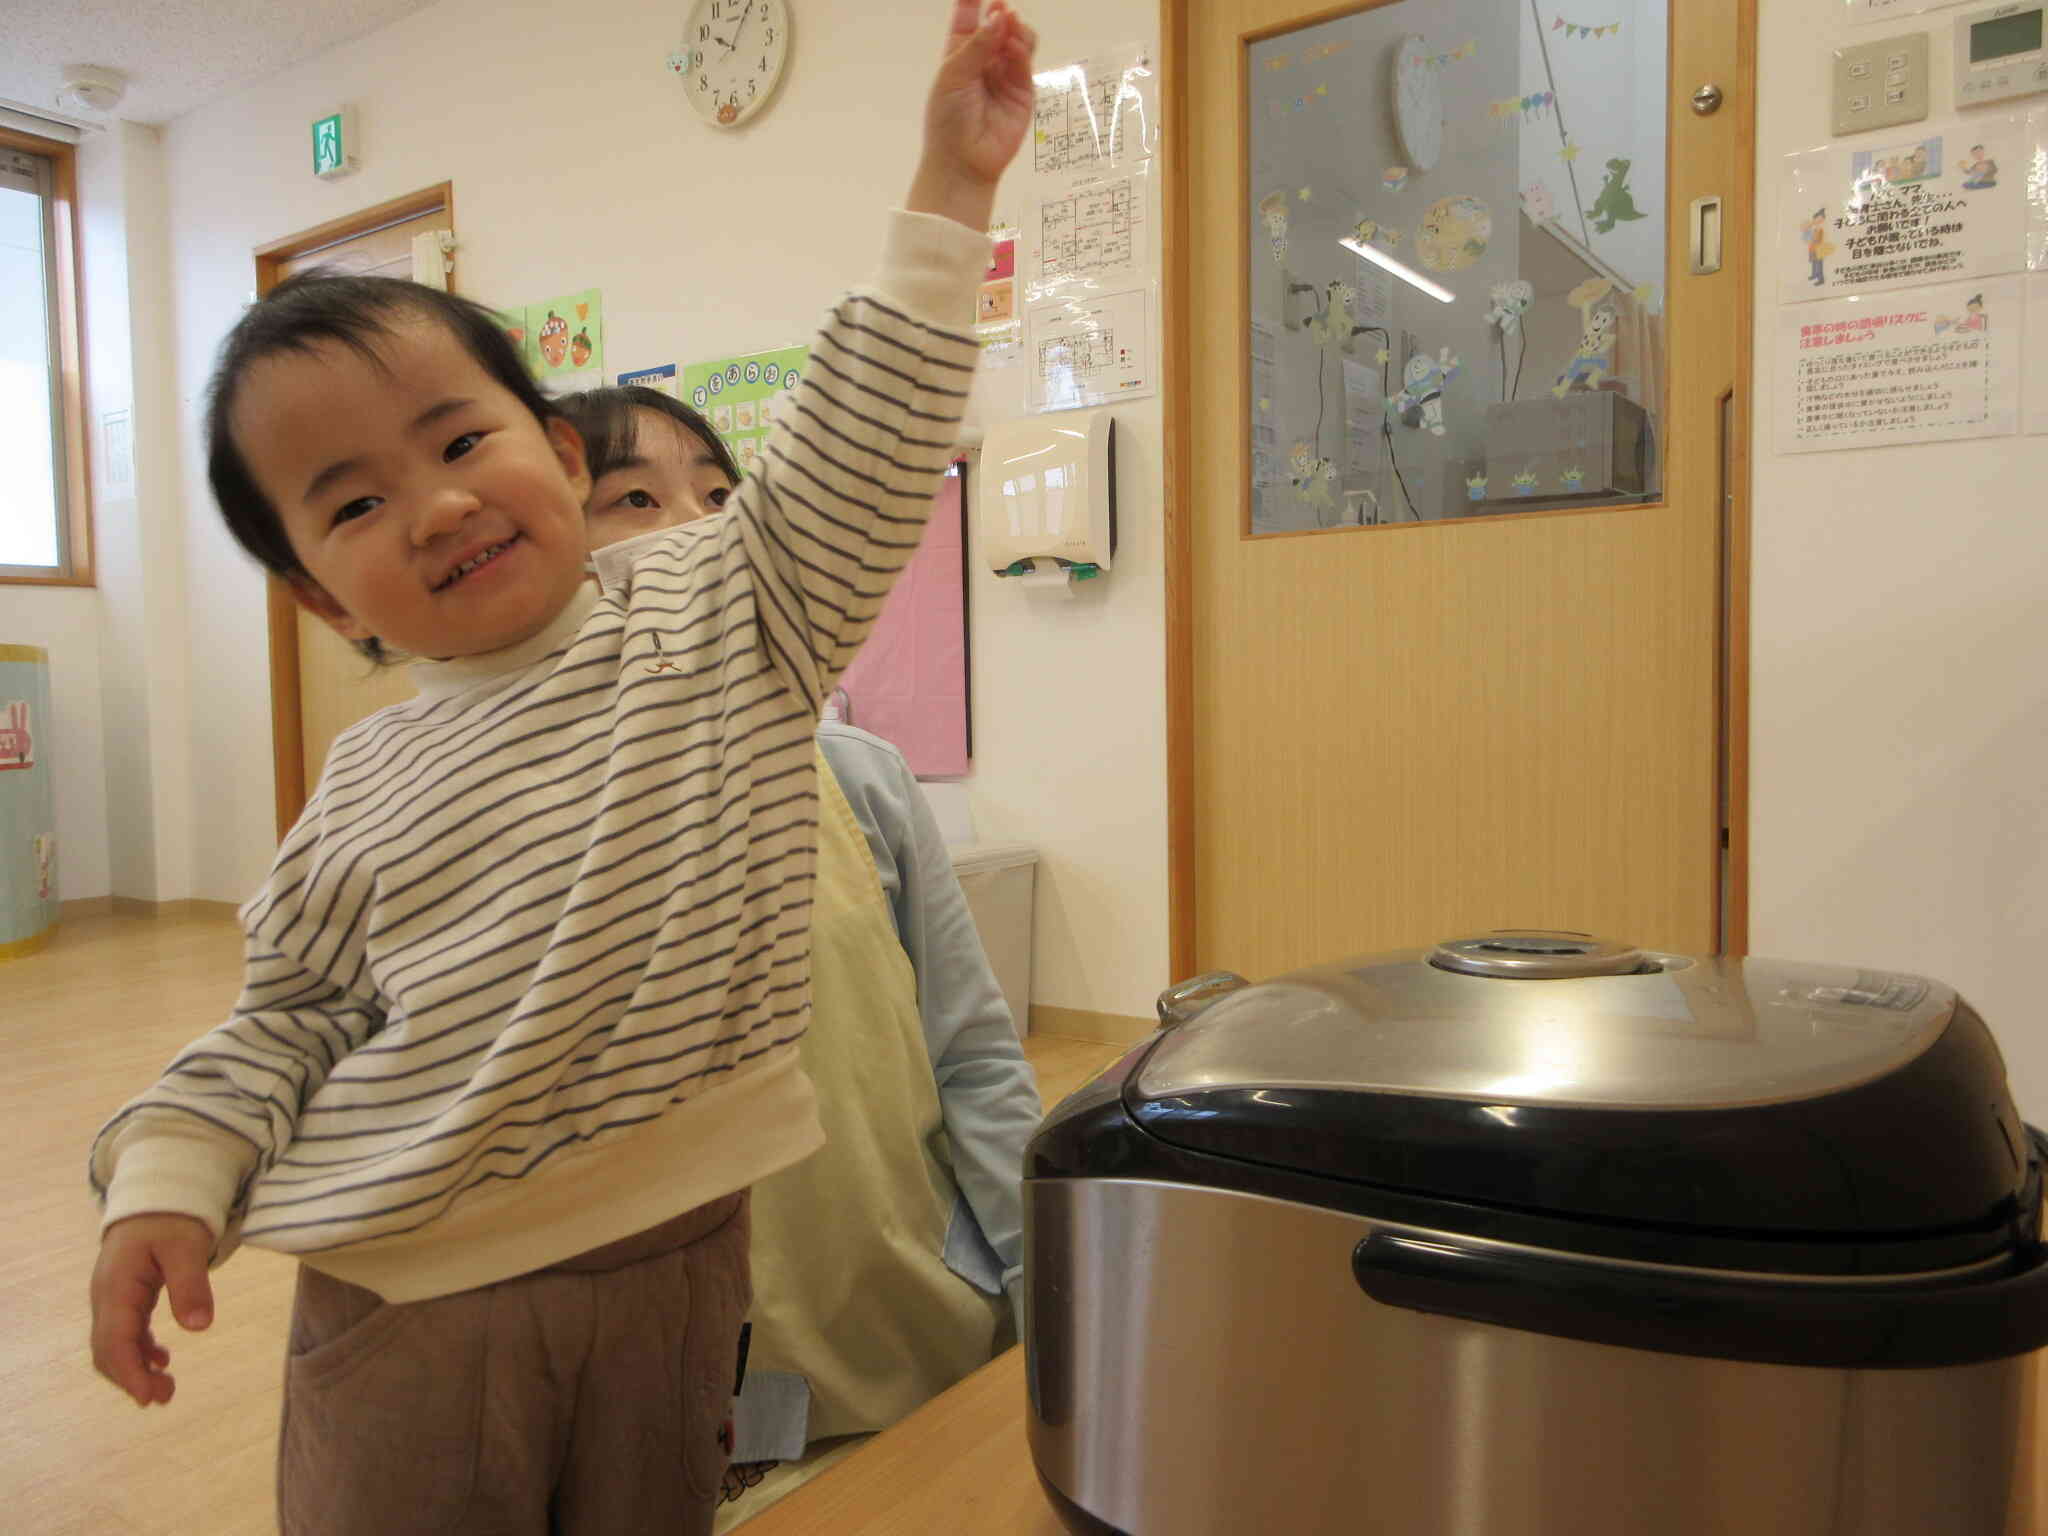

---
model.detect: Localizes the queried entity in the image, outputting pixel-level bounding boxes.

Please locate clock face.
[1391,36,1443,174]
[680,0,790,127]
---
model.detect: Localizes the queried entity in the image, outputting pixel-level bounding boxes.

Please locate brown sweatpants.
[277,1193,750,1536]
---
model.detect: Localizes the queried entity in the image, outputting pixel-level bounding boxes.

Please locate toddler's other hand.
[90,1213,215,1407]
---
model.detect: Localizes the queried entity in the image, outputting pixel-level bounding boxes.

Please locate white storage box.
[949,841,1038,1038]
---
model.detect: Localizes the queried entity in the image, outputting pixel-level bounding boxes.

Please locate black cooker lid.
[1125,939,2031,1246]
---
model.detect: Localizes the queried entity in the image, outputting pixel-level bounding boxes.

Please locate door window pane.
[1248,0,1667,532]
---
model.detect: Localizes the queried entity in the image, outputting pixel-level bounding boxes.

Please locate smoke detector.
[56,65,127,116]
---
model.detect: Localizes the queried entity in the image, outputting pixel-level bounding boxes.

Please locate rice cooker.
[1023,932,2048,1535]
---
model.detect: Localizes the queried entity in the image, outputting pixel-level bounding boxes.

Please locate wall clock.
[675,0,791,128]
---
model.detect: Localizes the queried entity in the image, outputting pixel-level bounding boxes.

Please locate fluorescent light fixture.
[1339,236,1456,305]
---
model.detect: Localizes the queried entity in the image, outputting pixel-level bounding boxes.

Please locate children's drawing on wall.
[1959,144,1999,190]
[1416,195,1491,272]
[1382,166,1410,191]
[1586,158,1648,234]
[524,290,604,384]
[1389,348,1461,436]
[1934,292,1989,333]
[1259,191,1290,263]
[1521,181,1556,222]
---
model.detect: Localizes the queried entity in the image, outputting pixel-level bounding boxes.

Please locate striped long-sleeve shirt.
[89,211,989,1304]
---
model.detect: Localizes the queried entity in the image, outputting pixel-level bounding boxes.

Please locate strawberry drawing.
[570,328,593,368]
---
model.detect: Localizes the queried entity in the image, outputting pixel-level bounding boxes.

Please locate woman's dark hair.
[556,386,742,487]
[204,270,557,662]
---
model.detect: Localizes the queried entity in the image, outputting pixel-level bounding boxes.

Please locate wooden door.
[1165,0,1752,979]
[253,185,456,835]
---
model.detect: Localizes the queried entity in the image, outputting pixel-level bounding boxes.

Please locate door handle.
[1689,195,1723,276]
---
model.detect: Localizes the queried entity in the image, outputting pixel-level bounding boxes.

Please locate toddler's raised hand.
[90,1213,215,1407]
[909,1,1039,232]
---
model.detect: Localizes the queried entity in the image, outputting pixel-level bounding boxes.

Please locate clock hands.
[722,0,756,55]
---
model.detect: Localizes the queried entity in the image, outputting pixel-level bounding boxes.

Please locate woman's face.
[583,407,736,552]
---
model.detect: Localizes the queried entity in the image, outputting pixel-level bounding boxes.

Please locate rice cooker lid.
[1131,933,2029,1239]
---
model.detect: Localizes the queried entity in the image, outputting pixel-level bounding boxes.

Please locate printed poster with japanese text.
[1776,277,2019,453]
[1778,114,2037,304]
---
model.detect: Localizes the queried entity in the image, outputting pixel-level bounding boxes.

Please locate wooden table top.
[735,1347,1063,1535]
[736,1340,2048,1536]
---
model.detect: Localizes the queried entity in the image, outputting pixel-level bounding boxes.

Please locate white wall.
[156,0,1169,1019]
[1753,2,2048,1112]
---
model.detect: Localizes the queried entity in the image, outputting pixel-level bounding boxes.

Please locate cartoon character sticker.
[1521,181,1556,223]
[1935,293,1988,333]
[1288,441,1338,515]
[1466,472,1489,501]
[1586,158,1648,234]
[1485,280,1535,336]
[1959,144,1999,190]
[1552,306,1617,395]
[1800,207,1836,288]
[1415,195,1492,273]
[1259,191,1291,264]
[1388,348,1462,436]
[1512,467,1541,495]
[0,699,34,769]
[1382,166,1410,192]
[1307,281,1358,353]
[1560,466,1586,492]
[537,311,570,370]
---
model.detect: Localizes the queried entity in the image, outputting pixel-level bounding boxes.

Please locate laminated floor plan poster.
[1777,276,2019,453]
[1026,286,1155,413]
[1777,114,2036,304]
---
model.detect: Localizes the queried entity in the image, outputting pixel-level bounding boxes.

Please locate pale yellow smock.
[739,752,1006,1442]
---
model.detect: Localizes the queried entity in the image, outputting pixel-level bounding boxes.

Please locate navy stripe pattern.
[90,285,977,1258]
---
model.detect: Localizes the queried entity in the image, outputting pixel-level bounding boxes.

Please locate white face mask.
[585,526,677,595]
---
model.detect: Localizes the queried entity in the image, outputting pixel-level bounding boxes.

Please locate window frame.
[0,126,93,587]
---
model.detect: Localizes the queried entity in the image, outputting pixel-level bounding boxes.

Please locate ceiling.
[1,0,443,128]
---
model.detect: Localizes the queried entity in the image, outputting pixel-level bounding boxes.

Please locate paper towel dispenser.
[981,412,1116,580]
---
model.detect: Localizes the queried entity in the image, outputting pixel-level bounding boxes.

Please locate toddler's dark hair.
[205,270,557,579]
[557,386,742,487]
[204,271,556,662]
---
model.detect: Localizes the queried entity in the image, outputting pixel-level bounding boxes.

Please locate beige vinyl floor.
[0,909,1125,1535]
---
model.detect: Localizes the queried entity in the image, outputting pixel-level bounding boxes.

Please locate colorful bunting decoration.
[1489,91,1555,122]
[1423,39,1479,68]
[1552,17,1623,37]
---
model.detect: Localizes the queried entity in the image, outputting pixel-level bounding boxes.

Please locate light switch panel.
[1833,32,1931,136]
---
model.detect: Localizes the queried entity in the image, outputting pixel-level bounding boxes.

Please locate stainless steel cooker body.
[1025,1176,2022,1536]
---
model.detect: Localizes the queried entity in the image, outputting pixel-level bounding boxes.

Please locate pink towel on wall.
[839,468,970,775]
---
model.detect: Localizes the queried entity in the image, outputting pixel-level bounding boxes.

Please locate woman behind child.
[565,385,1041,1475]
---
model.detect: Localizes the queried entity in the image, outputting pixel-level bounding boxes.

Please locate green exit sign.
[312,109,357,179]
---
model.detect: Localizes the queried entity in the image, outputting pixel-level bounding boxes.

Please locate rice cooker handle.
[1353,1229,2048,1371]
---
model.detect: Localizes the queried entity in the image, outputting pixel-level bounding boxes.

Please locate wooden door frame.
[1160,0,1755,978]
[254,182,455,839]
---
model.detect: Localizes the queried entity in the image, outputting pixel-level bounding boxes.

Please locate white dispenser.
[980,412,1117,583]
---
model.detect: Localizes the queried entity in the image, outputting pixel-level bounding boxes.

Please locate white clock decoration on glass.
[1391,36,1443,174]
[674,0,791,128]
